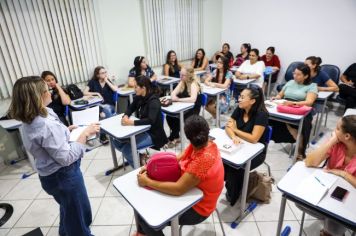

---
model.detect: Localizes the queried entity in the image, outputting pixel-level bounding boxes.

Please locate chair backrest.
[266,126,273,145]
[320,64,340,84]
[284,61,304,82]
[201,93,208,106]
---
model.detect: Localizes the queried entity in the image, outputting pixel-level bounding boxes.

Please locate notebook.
[69,106,99,142]
[295,169,338,205]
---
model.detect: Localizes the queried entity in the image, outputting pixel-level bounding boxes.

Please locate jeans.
[113,132,153,167]
[135,207,207,236]
[39,160,92,236]
[99,104,116,119]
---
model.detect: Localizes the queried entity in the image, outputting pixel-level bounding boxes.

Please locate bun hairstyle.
[267,46,275,54]
[242,43,251,53]
[341,115,356,140]
[306,56,322,73]
[184,115,209,148]
[296,64,312,85]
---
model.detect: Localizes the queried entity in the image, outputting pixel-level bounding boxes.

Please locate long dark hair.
[91,66,105,81]
[213,55,229,84]
[133,56,145,77]
[41,71,58,83]
[237,43,251,58]
[267,46,275,54]
[306,56,322,73]
[165,50,181,74]
[296,64,312,85]
[341,115,356,140]
[193,48,205,68]
[244,85,268,118]
[135,75,152,95]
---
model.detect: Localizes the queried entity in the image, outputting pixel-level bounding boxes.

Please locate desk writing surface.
[317,91,333,100]
[209,128,264,166]
[233,78,256,85]
[0,119,22,129]
[100,114,150,139]
[344,109,356,117]
[161,102,194,114]
[117,88,135,96]
[113,169,203,228]
[70,96,103,109]
[200,84,228,96]
[278,161,356,225]
[157,76,180,85]
[265,101,305,121]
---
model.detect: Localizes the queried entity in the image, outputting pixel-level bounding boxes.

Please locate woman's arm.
[284,92,317,107]
[175,83,198,103]
[104,77,118,92]
[213,77,231,89]
[318,79,339,92]
[305,133,338,167]
[56,84,71,105]
[83,86,101,97]
[171,81,183,101]
[138,172,200,196]
[225,118,242,144]
[325,169,356,188]
[231,125,266,144]
[163,64,170,76]
[150,73,157,82]
[194,58,209,71]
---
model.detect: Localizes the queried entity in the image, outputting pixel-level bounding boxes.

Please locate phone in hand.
[330,186,348,201]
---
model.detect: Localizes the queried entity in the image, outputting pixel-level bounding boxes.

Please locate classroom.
[0,0,355,235]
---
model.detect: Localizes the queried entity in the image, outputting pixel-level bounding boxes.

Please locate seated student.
[136,115,224,236]
[113,76,168,167]
[305,115,356,236]
[166,67,201,148]
[224,86,268,205]
[41,71,71,126]
[84,66,117,144]
[191,48,209,71]
[211,43,234,66]
[128,56,157,87]
[339,63,356,110]
[261,46,281,84]
[9,76,100,236]
[235,48,265,88]
[270,64,318,159]
[305,56,339,92]
[163,50,182,78]
[233,43,251,67]
[204,55,233,124]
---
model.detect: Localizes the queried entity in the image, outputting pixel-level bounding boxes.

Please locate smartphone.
[330,186,348,201]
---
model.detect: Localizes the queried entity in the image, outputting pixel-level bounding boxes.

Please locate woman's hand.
[68,125,78,132]
[137,171,151,187]
[329,131,339,145]
[324,168,347,178]
[139,165,147,174]
[232,136,242,144]
[83,123,100,136]
[171,95,179,102]
[121,115,134,126]
[226,119,237,131]
[283,100,295,106]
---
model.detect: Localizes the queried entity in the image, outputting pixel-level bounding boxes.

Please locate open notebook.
[296,169,338,205]
[69,106,99,142]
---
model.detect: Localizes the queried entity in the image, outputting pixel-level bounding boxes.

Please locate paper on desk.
[296,169,337,205]
[71,106,99,126]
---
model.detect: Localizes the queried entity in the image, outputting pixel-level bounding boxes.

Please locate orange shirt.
[179,141,224,217]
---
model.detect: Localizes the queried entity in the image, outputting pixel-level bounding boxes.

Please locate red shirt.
[179,141,224,216]
[327,142,356,176]
[262,54,281,82]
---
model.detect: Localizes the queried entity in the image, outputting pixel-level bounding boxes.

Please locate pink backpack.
[146,152,181,183]
[277,104,312,115]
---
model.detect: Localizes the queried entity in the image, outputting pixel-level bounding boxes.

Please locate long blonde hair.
[9,76,48,123]
[180,67,201,95]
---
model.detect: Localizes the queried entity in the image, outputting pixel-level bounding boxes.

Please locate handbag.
[146,152,181,186]
[160,97,172,107]
[277,104,312,115]
[247,171,274,204]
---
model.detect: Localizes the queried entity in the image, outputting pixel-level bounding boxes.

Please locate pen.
[314,176,326,187]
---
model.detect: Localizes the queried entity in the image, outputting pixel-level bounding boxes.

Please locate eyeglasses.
[99,71,107,75]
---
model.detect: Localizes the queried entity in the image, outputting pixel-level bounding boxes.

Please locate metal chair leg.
[264,161,272,177]
[179,225,183,236]
[215,209,226,236]
[299,211,305,236]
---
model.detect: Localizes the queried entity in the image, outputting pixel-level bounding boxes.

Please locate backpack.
[247,171,274,204]
[66,84,84,100]
[146,152,181,187]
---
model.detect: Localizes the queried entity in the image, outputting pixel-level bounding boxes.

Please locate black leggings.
[339,84,356,110]
[224,152,266,206]
[135,207,207,236]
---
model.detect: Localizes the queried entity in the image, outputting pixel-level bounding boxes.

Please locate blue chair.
[201,93,208,118]
[264,126,273,176]
[276,61,304,92]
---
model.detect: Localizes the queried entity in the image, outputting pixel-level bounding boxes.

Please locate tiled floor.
[0,102,354,236]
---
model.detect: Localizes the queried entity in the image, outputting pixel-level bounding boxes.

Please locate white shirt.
[237,60,265,87]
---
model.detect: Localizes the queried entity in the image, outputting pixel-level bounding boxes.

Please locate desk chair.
[201,93,208,118]
[276,61,304,92]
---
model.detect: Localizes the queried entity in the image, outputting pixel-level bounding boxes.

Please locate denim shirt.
[22,108,86,176]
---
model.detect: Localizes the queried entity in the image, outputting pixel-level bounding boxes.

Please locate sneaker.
[100,134,109,145]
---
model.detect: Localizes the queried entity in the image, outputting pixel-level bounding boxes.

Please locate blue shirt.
[282,80,318,101]
[128,66,155,78]
[22,108,86,176]
[88,79,115,105]
[311,70,330,87]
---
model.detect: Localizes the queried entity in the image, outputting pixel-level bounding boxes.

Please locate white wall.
[221,0,356,82]
[94,0,222,84]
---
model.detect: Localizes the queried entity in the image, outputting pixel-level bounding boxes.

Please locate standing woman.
[305,56,339,92]
[166,67,202,148]
[270,64,318,159]
[113,76,168,167]
[261,46,281,84]
[191,48,209,71]
[224,86,268,205]
[41,71,71,126]
[128,56,157,86]
[9,76,99,236]
[233,43,251,67]
[204,55,233,123]
[235,48,266,88]
[163,50,182,78]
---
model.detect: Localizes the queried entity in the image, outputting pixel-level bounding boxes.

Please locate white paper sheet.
[71,106,99,126]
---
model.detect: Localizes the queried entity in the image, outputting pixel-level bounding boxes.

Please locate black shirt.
[48,88,68,118]
[87,79,115,106]
[177,83,202,115]
[231,108,269,146]
[344,63,356,84]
